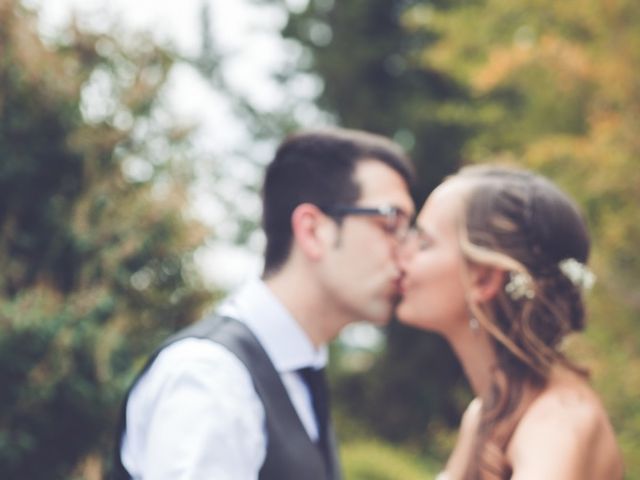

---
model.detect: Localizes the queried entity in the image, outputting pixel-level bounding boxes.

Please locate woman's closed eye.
[412,226,433,250]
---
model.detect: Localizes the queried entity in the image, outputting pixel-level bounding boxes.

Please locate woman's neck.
[447,324,498,401]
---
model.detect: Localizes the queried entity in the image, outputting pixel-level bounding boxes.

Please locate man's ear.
[291,203,332,261]
[467,263,505,303]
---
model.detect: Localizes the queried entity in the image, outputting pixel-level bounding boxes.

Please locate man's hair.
[261,127,414,275]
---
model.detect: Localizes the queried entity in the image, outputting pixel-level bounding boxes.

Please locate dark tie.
[297,367,331,467]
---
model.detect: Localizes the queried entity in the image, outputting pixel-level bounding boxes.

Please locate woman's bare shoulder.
[522,377,603,426]
[508,373,623,479]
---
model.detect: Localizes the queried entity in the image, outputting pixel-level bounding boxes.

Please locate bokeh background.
[1,0,638,478]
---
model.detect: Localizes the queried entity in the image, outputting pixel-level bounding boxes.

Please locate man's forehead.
[353,160,413,207]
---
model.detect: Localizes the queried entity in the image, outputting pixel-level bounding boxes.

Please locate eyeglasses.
[319,204,413,241]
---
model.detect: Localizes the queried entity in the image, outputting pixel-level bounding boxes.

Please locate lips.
[398,276,411,296]
[390,273,405,295]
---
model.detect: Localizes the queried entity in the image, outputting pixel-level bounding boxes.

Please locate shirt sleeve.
[121,338,267,480]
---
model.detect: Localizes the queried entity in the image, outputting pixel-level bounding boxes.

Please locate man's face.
[318,159,415,326]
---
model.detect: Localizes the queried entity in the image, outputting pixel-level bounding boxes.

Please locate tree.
[0,1,214,477]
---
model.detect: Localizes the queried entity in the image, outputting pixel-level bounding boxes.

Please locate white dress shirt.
[121,279,328,480]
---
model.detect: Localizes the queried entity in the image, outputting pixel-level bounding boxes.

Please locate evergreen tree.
[0,1,214,477]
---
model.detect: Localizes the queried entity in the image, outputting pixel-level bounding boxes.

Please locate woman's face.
[397,180,472,336]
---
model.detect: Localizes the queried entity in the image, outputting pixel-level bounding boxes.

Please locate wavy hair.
[453,165,591,479]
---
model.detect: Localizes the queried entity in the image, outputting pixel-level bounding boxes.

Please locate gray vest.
[113,315,341,480]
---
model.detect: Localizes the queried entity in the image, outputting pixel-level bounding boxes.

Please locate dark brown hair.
[454,165,591,479]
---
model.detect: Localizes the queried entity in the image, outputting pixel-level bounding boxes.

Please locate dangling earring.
[469,316,480,332]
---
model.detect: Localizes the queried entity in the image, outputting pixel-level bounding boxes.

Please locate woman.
[397,165,623,479]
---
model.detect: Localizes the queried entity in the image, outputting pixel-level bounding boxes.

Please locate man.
[114,128,416,479]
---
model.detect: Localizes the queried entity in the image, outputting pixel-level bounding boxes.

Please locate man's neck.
[264,270,347,349]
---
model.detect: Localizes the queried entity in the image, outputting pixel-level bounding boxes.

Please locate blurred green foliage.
[0,0,214,477]
[0,289,114,478]
[341,439,439,480]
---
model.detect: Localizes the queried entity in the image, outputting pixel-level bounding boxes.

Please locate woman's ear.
[291,203,332,261]
[468,264,505,303]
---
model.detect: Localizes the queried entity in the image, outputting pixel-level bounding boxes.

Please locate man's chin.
[367,304,395,327]
[357,295,400,326]
[370,316,392,327]
[393,300,411,325]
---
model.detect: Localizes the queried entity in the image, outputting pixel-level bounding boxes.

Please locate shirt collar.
[218,278,327,372]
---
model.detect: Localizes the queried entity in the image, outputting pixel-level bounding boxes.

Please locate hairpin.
[559,258,596,291]
[504,271,535,300]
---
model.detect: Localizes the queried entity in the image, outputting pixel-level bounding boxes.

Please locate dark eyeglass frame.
[318,204,413,241]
